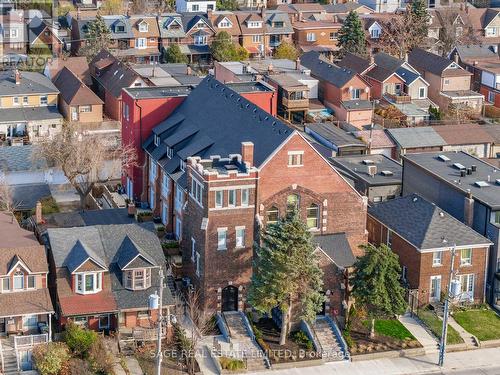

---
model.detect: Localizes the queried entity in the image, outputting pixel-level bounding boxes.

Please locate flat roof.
[225,81,274,93]
[331,154,402,186]
[305,122,366,148]
[123,85,193,99]
[404,151,500,209]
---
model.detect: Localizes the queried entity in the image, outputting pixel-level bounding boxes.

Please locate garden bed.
[453,307,500,341]
[347,318,421,355]
[417,307,463,345]
[252,318,320,364]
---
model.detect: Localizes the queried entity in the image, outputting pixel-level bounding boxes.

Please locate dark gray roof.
[396,67,420,85]
[408,48,454,76]
[300,51,357,88]
[403,151,500,209]
[368,194,492,250]
[65,240,107,273]
[159,14,186,38]
[387,127,447,149]
[374,52,404,73]
[43,208,145,228]
[330,154,402,186]
[338,52,372,74]
[454,44,498,60]
[305,122,366,148]
[342,99,372,110]
[314,233,356,268]
[0,145,47,172]
[0,107,63,123]
[11,183,51,211]
[0,71,59,96]
[102,15,134,39]
[116,235,156,270]
[265,11,294,34]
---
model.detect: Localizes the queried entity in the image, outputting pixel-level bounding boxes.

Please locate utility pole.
[438,244,456,367]
[156,268,164,375]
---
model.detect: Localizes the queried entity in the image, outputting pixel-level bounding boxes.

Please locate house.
[265,10,294,51]
[292,19,341,56]
[137,77,367,319]
[331,154,402,204]
[408,48,484,113]
[130,63,203,87]
[45,223,175,331]
[483,125,500,159]
[357,0,400,13]
[360,14,391,54]
[176,0,216,13]
[466,7,500,45]
[0,70,63,144]
[300,51,373,129]
[207,10,240,42]
[43,56,93,87]
[323,3,374,16]
[27,16,64,56]
[53,67,103,123]
[236,12,269,58]
[275,3,326,22]
[0,8,27,60]
[401,151,500,307]
[433,124,495,159]
[305,122,367,156]
[367,194,492,305]
[387,127,446,159]
[353,128,396,158]
[90,50,148,120]
[0,212,54,371]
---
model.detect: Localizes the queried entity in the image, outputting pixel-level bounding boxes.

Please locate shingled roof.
[301,51,359,88]
[54,67,103,106]
[368,194,492,250]
[409,48,462,76]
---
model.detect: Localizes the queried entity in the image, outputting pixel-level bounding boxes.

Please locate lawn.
[373,319,416,341]
[453,309,500,341]
[417,309,463,345]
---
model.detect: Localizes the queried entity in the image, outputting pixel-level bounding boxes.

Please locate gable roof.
[409,48,457,76]
[432,124,495,146]
[65,239,107,273]
[368,194,492,250]
[300,51,360,88]
[0,70,59,96]
[314,233,356,268]
[45,57,92,86]
[387,127,447,149]
[338,52,373,74]
[54,67,103,106]
[159,13,187,38]
[116,235,156,270]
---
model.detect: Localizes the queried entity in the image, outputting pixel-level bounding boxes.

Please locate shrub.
[88,337,114,375]
[219,357,245,371]
[291,330,313,350]
[68,358,93,375]
[64,322,98,357]
[485,105,500,119]
[32,342,70,375]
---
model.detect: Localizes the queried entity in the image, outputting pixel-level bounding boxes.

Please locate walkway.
[447,315,478,349]
[312,316,345,361]
[398,313,438,354]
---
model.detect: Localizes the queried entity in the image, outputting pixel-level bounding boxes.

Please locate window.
[27,275,35,289]
[371,28,380,38]
[219,19,231,28]
[123,103,130,121]
[252,35,262,43]
[195,252,201,276]
[116,25,125,33]
[191,238,196,262]
[460,249,472,266]
[149,158,157,183]
[248,21,262,28]
[329,32,338,40]
[306,32,316,42]
[444,79,450,85]
[215,190,223,208]
[286,194,299,216]
[167,146,173,159]
[228,189,236,207]
[137,311,149,319]
[10,28,18,38]
[76,272,102,294]
[241,189,249,206]
[306,204,319,229]
[175,185,184,212]
[432,251,442,266]
[136,38,146,48]
[459,274,474,301]
[288,151,303,167]
[99,315,109,329]
[149,186,155,210]
[162,173,170,197]
[40,96,48,105]
[79,105,91,113]
[402,265,408,282]
[13,97,19,106]
[14,271,24,290]
[194,35,207,45]
[139,22,148,32]
[162,201,168,225]
[492,211,500,226]
[373,196,382,203]
[386,229,393,247]
[23,96,28,105]
[489,91,495,103]
[351,88,361,100]
[2,277,10,291]
[123,269,152,290]
[190,177,203,206]
[192,4,199,11]
[267,206,279,224]
[217,228,227,250]
[236,227,245,248]
[486,27,497,36]
[419,87,426,99]
[273,21,284,28]
[180,160,186,171]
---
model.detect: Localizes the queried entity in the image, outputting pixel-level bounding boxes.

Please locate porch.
[0,334,48,374]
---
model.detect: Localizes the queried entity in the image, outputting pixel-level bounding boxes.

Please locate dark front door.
[222,286,238,312]
[0,318,5,334]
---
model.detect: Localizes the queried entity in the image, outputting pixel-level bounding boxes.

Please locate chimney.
[76,7,81,20]
[186,65,192,76]
[207,8,213,18]
[404,52,408,63]
[463,191,474,227]
[295,57,301,71]
[241,141,254,168]
[454,53,459,64]
[14,69,21,85]
[329,54,334,63]
[369,54,374,65]
[35,201,43,224]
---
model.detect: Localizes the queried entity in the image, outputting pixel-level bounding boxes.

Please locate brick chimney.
[241,141,254,167]
[463,190,474,227]
[186,65,192,75]
[35,201,42,224]
[14,69,21,85]
[295,57,301,71]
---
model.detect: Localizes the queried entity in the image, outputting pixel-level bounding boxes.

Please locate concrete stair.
[312,316,345,362]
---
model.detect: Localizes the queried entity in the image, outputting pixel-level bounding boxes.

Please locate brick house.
[292,19,341,57]
[367,194,492,306]
[45,224,174,332]
[236,12,269,58]
[27,16,64,56]
[300,51,373,129]
[140,76,367,320]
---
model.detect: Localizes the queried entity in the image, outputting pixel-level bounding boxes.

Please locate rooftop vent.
[438,154,450,162]
[381,170,393,176]
[362,159,374,165]
[474,181,489,188]
[453,163,466,170]
[367,165,377,176]
[439,212,445,218]
[224,164,238,171]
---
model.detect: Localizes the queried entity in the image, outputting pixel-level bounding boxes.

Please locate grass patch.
[371,319,415,341]
[454,309,500,341]
[30,196,59,215]
[417,308,463,345]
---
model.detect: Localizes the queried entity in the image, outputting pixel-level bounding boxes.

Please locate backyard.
[453,308,500,341]
[417,307,463,345]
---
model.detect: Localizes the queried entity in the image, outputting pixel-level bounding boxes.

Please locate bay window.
[123,269,152,290]
[75,272,103,294]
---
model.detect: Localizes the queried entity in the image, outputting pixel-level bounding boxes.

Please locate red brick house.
[45,224,174,331]
[140,77,367,321]
[367,194,492,306]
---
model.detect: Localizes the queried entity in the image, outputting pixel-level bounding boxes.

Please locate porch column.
[48,313,52,342]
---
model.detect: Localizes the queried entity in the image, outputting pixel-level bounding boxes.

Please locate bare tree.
[0,176,19,221]
[35,127,137,210]
[437,9,479,57]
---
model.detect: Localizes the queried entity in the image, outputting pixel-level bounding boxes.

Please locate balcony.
[282,97,309,109]
[385,92,411,104]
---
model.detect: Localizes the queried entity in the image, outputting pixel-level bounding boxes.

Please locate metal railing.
[14,334,48,348]
[0,338,4,373]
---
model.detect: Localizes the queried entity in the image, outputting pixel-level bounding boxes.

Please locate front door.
[19,350,32,371]
[459,274,474,302]
[0,318,5,335]
[430,276,441,303]
[71,107,78,121]
[221,286,238,312]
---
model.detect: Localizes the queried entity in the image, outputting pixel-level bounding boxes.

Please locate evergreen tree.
[211,31,248,61]
[273,41,299,60]
[216,0,238,10]
[79,14,111,62]
[409,0,430,49]
[164,44,189,63]
[337,11,367,58]
[248,210,324,346]
[350,244,407,337]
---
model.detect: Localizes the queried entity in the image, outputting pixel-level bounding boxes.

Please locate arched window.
[307,204,319,229]
[266,206,279,224]
[13,271,24,290]
[286,194,299,216]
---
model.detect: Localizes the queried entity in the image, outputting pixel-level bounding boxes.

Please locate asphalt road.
[427,367,500,375]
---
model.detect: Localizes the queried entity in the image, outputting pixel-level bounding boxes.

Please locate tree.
[35,127,137,210]
[164,44,189,63]
[437,9,478,57]
[350,244,407,338]
[64,321,98,357]
[411,0,430,42]
[248,210,324,346]
[78,14,111,62]
[210,31,248,62]
[0,176,18,220]
[32,342,70,375]
[100,0,123,15]
[216,0,238,10]
[337,11,367,58]
[273,41,299,60]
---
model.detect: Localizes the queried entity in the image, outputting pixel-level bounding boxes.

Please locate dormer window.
[219,18,232,28]
[180,160,186,171]
[139,22,148,32]
[154,134,160,146]
[13,271,24,290]
[196,21,205,29]
[116,25,125,33]
[273,21,284,28]
[248,21,262,28]
[123,269,151,290]
[167,146,173,159]
[75,272,102,295]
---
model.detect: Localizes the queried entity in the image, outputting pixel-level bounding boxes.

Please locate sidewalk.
[398,313,438,354]
[447,315,477,349]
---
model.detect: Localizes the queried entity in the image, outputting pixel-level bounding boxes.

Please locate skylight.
[381,170,393,176]
[362,159,374,165]
[438,154,450,162]
[453,163,466,170]
[475,181,489,188]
